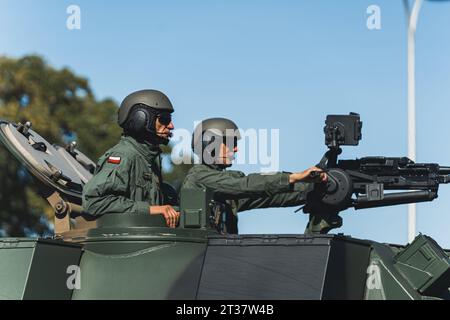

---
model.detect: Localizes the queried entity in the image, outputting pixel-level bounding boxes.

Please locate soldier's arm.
[82,156,149,217]
[194,169,299,199]
[236,182,313,212]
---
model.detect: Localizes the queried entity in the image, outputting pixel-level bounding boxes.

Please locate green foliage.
[0,55,191,236]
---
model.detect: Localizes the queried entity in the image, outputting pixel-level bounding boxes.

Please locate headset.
[124,104,157,135]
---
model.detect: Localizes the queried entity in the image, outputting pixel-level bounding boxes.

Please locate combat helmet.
[192,117,241,166]
[118,89,174,145]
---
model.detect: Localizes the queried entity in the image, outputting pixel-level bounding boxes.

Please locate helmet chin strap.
[146,132,171,146]
[155,129,173,145]
[127,129,171,146]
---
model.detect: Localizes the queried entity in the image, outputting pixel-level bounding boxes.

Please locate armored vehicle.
[0,114,449,300]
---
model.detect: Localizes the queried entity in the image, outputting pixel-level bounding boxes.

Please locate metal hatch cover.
[0,120,84,199]
[54,143,94,184]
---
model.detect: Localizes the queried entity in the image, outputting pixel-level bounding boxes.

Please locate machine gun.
[303,113,450,234]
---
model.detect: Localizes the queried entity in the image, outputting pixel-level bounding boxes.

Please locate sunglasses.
[223,136,238,149]
[157,112,172,126]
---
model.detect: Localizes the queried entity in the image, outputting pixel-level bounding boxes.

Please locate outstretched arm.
[237,182,313,212]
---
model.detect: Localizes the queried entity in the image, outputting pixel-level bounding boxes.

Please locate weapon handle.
[308,170,327,179]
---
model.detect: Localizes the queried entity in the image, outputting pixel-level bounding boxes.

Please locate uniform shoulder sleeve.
[82,152,148,216]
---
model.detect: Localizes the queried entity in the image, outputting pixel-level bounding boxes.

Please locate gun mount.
[303,113,450,234]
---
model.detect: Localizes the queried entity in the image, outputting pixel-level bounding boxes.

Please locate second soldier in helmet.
[82,89,180,228]
[82,89,326,232]
[182,118,327,234]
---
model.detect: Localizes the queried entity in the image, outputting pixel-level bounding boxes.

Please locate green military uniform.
[182,163,312,234]
[82,135,163,217]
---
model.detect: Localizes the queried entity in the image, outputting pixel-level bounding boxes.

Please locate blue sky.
[1,0,450,246]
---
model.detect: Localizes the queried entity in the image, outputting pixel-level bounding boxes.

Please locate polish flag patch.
[107,156,121,164]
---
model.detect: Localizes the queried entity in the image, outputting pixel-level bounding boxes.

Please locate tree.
[0,55,191,236]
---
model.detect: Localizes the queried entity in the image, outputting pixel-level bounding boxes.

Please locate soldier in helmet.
[82,89,180,228]
[182,118,327,234]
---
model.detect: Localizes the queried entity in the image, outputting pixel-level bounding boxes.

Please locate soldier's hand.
[290,166,327,184]
[149,205,180,228]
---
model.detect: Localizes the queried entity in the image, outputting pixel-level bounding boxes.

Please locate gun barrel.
[439,166,450,175]
[354,191,437,210]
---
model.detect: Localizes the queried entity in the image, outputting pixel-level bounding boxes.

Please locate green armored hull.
[0,118,449,300]
[1,216,449,300]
